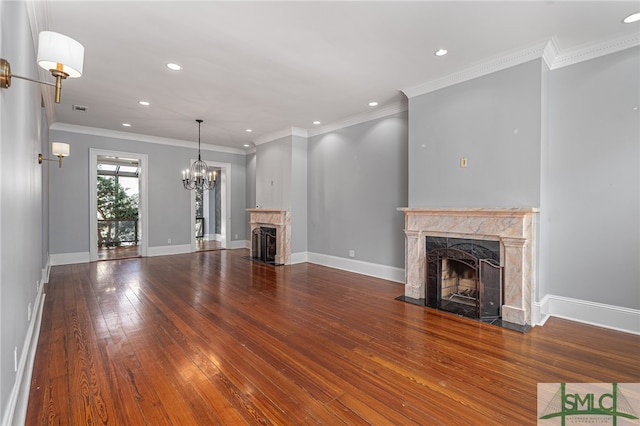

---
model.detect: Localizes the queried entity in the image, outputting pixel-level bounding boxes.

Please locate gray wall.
[255,136,292,209]
[408,60,542,208]
[407,49,639,310]
[245,152,256,239]
[0,1,45,419]
[308,111,408,267]
[49,130,247,253]
[291,135,308,254]
[545,47,639,309]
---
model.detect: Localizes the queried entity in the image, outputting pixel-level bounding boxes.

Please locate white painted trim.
[290,252,309,265]
[547,32,640,70]
[50,251,91,265]
[307,100,408,138]
[89,149,149,261]
[544,295,640,335]
[230,240,249,250]
[402,41,548,98]
[533,294,551,326]
[189,161,232,252]
[41,255,51,285]
[147,244,191,257]
[253,127,309,146]
[403,33,640,99]
[1,287,45,426]
[307,252,405,283]
[50,123,246,155]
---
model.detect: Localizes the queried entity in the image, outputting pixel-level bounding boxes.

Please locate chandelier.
[182,119,216,191]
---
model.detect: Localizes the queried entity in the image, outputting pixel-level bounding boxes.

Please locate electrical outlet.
[460,157,468,168]
[349,250,355,258]
[234,234,238,239]
[28,303,32,322]
[167,238,171,244]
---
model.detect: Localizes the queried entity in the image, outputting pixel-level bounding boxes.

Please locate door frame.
[89,148,149,261]
[190,160,231,251]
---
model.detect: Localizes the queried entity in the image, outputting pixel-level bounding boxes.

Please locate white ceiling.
[39,1,639,151]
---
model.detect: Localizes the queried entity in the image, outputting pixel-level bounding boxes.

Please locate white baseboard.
[147,244,191,257]
[537,294,639,335]
[41,256,51,285]
[1,286,46,426]
[307,252,405,283]
[50,251,90,265]
[230,240,249,249]
[291,252,309,264]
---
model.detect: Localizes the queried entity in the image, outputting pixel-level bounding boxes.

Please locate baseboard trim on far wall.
[230,240,249,249]
[307,252,405,283]
[50,251,91,265]
[535,294,640,335]
[147,244,191,257]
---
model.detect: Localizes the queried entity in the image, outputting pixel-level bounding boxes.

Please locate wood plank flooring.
[26,249,640,425]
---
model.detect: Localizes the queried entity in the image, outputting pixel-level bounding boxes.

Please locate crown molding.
[49,123,247,155]
[253,127,309,146]
[402,41,548,99]
[546,32,640,70]
[403,32,640,98]
[307,100,408,138]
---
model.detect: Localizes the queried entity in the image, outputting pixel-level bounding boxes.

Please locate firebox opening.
[426,236,502,321]
[251,226,278,265]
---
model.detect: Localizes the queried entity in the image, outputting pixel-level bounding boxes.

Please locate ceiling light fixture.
[122,123,131,127]
[246,129,252,132]
[368,102,378,107]
[623,12,640,23]
[182,119,216,191]
[313,121,321,125]
[435,48,448,57]
[243,144,251,147]
[138,100,150,106]
[39,142,70,168]
[166,63,182,71]
[1,31,84,103]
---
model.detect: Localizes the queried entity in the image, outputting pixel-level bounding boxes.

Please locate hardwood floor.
[27,249,640,425]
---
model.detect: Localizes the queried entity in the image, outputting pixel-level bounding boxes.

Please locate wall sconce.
[39,142,70,168]
[1,31,84,103]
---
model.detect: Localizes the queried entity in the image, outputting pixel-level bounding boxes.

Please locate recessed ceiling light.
[138,101,150,106]
[623,12,640,23]
[246,129,252,132]
[435,49,448,57]
[122,123,132,127]
[243,144,251,147]
[313,121,321,125]
[166,63,182,71]
[368,102,378,107]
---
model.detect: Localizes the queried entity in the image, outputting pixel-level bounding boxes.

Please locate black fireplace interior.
[426,237,502,321]
[251,227,278,265]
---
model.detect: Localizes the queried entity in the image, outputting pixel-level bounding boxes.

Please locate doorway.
[90,149,149,261]
[190,160,231,252]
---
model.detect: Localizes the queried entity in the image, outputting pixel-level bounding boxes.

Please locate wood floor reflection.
[26,249,640,425]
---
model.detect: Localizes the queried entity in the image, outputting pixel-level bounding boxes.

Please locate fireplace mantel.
[399,207,539,326]
[247,209,291,265]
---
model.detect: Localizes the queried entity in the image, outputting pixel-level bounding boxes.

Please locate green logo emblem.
[539,383,639,425]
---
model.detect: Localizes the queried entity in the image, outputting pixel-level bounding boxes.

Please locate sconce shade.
[37,31,84,78]
[52,142,70,157]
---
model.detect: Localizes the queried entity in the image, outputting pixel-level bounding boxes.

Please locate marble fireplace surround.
[247,209,291,265]
[400,208,538,326]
